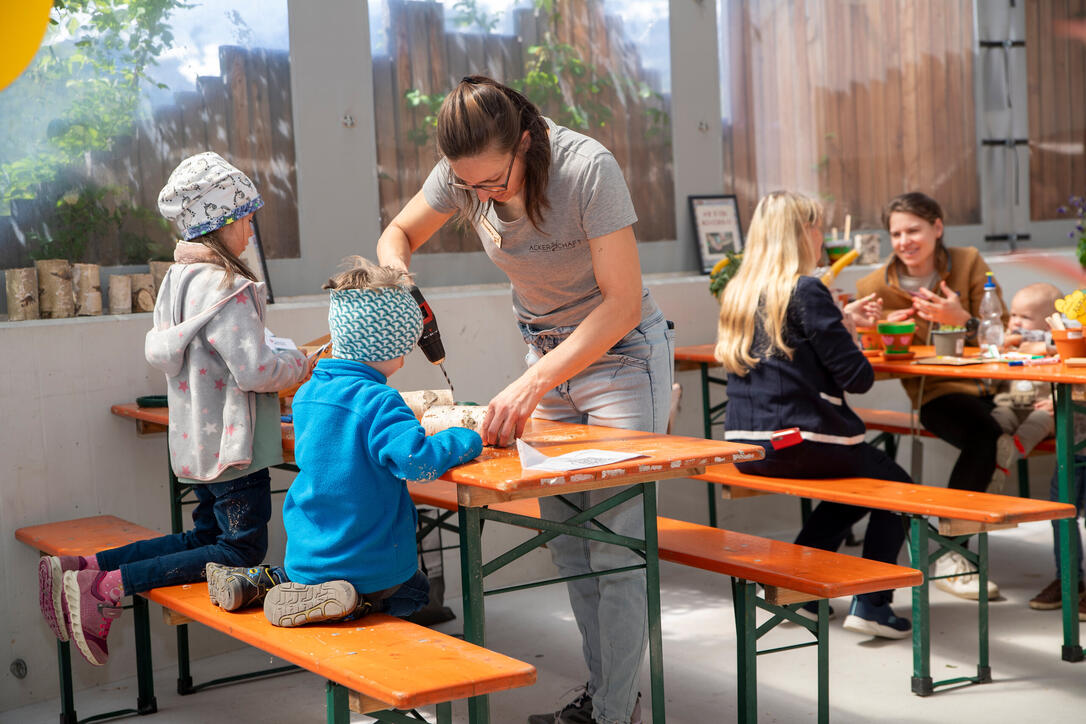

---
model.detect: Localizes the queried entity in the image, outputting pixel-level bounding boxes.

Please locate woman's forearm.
[527,292,642,392]
[376,224,413,272]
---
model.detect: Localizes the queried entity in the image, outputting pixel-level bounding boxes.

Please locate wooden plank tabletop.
[112,402,765,507]
[142,583,536,711]
[444,419,764,506]
[674,343,1086,384]
[111,403,297,464]
[696,465,1076,524]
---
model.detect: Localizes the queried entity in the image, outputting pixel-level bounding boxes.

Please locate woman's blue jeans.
[520,305,674,724]
[96,469,272,594]
[1050,455,1086,576]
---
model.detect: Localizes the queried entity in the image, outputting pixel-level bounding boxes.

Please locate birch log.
[72,263,103,316]
[149,260,173,294]
[4,268,39,320]
[421,405,488,436]
[856,233,881,265]
[399,389,455,419]
[35,259,75,318]
[108,274,132,314]
[130,273,155,313]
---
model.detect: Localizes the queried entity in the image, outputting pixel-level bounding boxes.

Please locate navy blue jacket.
[724,276,873,446]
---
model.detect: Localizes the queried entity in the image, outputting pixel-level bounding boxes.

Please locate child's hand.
[886,307,915,323]
[1035,398,1054,414]
[1018,341,1049,355]
[1003,332,1023,349]
[912,281,970,326]
[845,293,882,328]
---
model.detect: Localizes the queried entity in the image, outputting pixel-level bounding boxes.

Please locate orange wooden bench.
[853,406,1055,497]
[16,515,536,724]
[691,465,1076,697]
[408,481,921,723]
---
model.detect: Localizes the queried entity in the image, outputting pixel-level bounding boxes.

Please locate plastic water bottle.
[977,272,1004,356]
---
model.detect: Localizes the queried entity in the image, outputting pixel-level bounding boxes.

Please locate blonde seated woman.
[715,190,913,639]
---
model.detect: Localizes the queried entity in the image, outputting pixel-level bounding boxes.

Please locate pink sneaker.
[38,556,92,642]
[63,570,122,666]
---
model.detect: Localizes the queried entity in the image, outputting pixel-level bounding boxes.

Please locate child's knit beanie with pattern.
[158,152,264,240]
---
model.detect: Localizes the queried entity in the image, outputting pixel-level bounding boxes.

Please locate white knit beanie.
[157,152,264,240]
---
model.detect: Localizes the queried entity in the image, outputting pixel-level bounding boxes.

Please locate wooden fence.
[0,45,298,270]
[372,0,675,252]
[722,0,980,231]
[1026,0,1086,221]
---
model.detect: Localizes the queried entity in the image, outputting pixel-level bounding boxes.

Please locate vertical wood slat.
[265,49,300,259]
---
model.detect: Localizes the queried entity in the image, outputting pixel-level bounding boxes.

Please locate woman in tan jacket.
[857,192,1008,601]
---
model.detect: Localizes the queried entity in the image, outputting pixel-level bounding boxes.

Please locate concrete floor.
[4,520,1086,723]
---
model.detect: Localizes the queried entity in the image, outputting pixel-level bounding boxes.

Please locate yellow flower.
[710,257,731,276]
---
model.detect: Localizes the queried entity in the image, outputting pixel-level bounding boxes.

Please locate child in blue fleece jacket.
[258,257,482,626]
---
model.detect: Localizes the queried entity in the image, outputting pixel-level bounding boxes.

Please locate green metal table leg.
[642,482,666,724]
[909,516,933,696]
[326,680,349,724]
[132,595,158,713]
[700,362,719,528]
[817,599,829,724]
[57,639,77,724]
[458,505,489,724]
[976,533,992,682]
[1016,458,1030,498]
[1055,382,1084,661]
[732,578,757,723]
[435,701,452,724]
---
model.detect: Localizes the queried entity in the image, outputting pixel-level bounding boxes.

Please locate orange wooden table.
[675,342,1086,663]
[873,346,1086,662]
[111,402,763,723]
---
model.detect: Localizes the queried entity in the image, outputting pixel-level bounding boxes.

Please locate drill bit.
[438,362,455,398]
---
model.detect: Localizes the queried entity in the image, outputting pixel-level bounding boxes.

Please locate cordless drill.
[408,285,454,392]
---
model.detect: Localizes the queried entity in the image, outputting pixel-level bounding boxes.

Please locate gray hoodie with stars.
[145,261,307,481]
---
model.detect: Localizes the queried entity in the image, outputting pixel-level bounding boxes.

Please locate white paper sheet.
[517,439,647,472]
[264,328,299,352]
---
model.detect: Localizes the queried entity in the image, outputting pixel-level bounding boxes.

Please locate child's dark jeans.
[96,468,272,594]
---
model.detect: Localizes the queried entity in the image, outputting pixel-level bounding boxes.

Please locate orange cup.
[856,326,882,357]
[1052,328,1086,359]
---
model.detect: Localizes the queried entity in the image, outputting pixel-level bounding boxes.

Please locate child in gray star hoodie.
[37,152,310,668]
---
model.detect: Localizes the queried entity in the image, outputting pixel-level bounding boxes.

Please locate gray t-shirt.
[423,118,643,329]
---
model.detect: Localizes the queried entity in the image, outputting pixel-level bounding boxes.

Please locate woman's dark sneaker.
[1028,578,1085,611]
[842,597,911,639]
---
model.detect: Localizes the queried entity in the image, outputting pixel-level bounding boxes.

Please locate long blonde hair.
[715,190,823,376]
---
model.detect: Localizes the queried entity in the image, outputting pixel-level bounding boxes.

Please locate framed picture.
[242,215,275,302]
[688,195,744,273]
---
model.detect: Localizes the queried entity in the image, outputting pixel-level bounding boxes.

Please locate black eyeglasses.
[447,149,517,192]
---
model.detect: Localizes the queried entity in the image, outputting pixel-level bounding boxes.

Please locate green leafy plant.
[1057,196,1086,268]
[708,251,742,299]
[401,0,669,146]
[26,184,173,263]
[1,0,186,212]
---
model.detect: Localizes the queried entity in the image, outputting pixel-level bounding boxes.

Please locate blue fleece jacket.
[724,276,873,446]
[283,358,482,592]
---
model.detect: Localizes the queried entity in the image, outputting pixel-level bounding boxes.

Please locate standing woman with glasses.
[377,74,672,724]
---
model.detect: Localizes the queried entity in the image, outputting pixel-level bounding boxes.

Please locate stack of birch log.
[3,260,173,321]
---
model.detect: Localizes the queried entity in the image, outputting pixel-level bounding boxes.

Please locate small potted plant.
[932,324,967,356]
[708,251,743,300]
